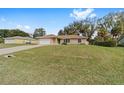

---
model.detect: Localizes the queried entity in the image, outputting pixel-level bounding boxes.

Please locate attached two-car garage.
[39,39,51,45]
[36,34,57,45]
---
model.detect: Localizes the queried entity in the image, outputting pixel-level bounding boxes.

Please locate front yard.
[0,45,124,84]
[0,44,26,49]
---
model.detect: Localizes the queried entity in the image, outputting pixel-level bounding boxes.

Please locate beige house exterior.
[4,35,89,45]
[4,36,37,44]
[36,35,88,45]
[57,35,88,45]
[36,34,58,45]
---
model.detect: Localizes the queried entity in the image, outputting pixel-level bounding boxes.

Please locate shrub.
[95,36,104,42]
[0,37,4,43]
[94,40,117,47]
[80,43,85,45]
[61,42,67,45]
[118,44,124,47]
[89,39,95,45]
[93,36,117,47]
[104,36,113,41]
[118,40,124,47]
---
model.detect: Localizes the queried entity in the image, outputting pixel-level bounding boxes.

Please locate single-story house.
[4,35,89,45]
[57,35,88,45]
[36,34,58,45]
[36,34,88,45]
[4,36,37,44]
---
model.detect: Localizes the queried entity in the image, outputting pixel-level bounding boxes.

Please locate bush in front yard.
[93,36,117,47]
[0,37,4,43]
[94,40,117,47]
[89,39,95,45]
[118,41,124,47]
[61,42,67,45]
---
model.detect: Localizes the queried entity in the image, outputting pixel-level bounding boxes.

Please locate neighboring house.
[4,36,37,44]
[57,35,88,45]
[36,34,58,45]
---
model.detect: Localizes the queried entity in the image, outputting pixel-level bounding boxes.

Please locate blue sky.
[0,8,124,35]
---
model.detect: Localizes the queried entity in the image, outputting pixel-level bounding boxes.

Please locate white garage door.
[39,39,51,45]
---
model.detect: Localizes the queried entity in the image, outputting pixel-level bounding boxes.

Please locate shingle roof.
[36,34,57,39]
[57,35,87,39]
[36,35,87,39]
[5,36,33,40]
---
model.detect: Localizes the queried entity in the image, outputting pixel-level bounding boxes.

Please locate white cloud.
[89,13,97,18]
[70,8,96,20]
[16,24,23,29]
[16,24,30,30]
[24,25,30,29]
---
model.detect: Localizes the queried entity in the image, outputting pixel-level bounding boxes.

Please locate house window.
[67,39,70,43]
[64,39,66,43]
[64,39,70,43]
[78,39,81,43]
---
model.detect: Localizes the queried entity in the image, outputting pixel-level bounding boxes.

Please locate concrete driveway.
[0,45,43,56]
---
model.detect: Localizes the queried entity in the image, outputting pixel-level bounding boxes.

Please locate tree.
[0,36,4,43]
[33,28,46,38]
[97,11,124,39]
[79,18,97,40]
[0,29,29,38]
[63,24,79,35]
[57,17,97,41]
[111,23,121,38]
[9,29,30,37]
[97,28,108,41]
[57,10,124,45]
[114,11,124,37]
[58,23,80,35]
[58,29,64,35]
[97,13,115,32]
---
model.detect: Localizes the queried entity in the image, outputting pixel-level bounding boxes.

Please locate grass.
[0,44,26,49]
[0,45,124,84]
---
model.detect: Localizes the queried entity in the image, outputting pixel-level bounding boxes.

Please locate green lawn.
[0,45,124,84]
[0,44,25,49]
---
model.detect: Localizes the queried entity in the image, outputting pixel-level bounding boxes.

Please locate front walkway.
[0,45,43,56]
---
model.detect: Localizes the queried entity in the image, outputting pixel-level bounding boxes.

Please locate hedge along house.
[4,36,37,44]
[36,34,58,45]
[57,35,89,45]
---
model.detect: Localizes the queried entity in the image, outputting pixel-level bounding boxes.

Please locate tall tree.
[58,29,64,35]
[0,29,29,38]
[97,27,108,41]
[111,21,121,38]
[33,28,46,38]
[57,17,97,41]
[97,11,124,39]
